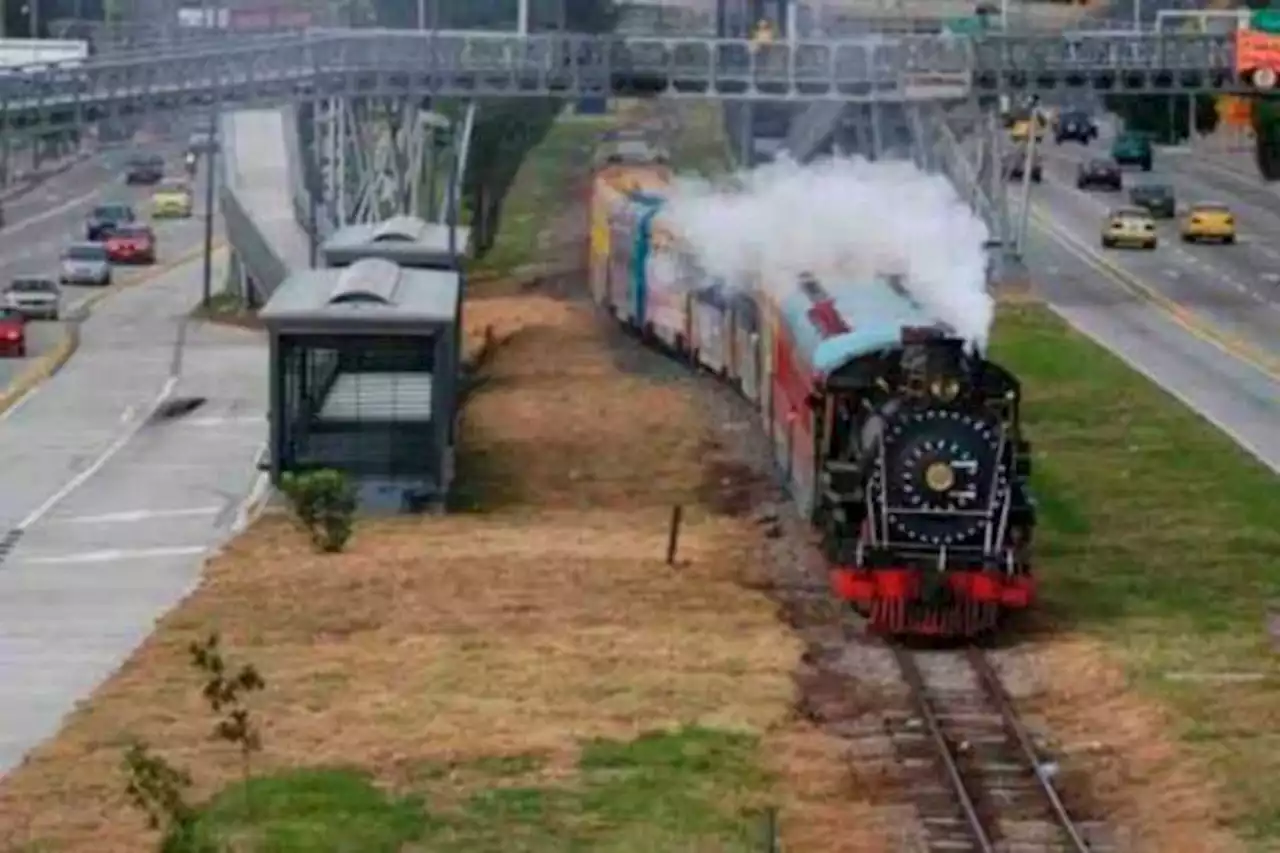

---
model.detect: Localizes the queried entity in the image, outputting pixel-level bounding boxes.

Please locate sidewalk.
[1188,130,1265,182]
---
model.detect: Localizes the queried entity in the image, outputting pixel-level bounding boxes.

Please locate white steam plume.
[663,155,995,347]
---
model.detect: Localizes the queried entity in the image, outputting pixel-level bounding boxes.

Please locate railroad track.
[888,646,1112,853]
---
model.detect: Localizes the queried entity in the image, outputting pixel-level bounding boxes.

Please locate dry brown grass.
[0,268,810,850]
[1022,635,1247,853]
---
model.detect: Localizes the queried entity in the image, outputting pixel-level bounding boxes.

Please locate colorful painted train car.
[584,143,1037,637]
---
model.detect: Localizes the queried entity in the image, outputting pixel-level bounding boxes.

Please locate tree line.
[371,0,618,254]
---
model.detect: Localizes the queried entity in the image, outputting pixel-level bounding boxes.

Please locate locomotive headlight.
[924,462,956,492]
[930,377,960,402]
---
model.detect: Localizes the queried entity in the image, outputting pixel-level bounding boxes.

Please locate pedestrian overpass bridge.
[0,25,1256,306]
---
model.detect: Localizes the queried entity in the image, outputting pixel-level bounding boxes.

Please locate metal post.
[517,0,529,34]
[308,189,318,267]
[870,103,884,160]
[1133,0,1141,31]
[1016,113,1037,256]
[201,111,217,308]
[417,0,424,29]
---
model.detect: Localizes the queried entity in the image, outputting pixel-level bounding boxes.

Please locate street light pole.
[200,111,217,308]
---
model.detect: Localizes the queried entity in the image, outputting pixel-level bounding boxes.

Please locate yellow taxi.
[1180,201,1236,244]
[1101,207,1158,250]
[1009,113,1047,144]
[151,180,194,218]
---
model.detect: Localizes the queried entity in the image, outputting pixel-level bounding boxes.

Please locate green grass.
[992,303,1280,843]
[175,727,773,852]
[468,113,614,280]
[665,104,735,178]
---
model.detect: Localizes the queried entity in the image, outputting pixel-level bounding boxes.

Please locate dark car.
[1055,110,1098,144]
[187,129,220,156]
[1076,158,1123,191]
[1111,131,1153,171]
[1004,150,1042,183]
[86,202,136,241]
[124,153,165,185]
[1129,183,1176,218]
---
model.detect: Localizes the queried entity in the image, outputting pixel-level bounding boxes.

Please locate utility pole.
[200,109,217,308]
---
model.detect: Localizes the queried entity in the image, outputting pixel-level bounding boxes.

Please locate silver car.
[60,243,112,286]
[3,276,61,320]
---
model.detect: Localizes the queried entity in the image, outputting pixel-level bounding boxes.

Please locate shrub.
[280,468,357,552]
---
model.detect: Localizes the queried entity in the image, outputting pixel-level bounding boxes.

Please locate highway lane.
[1020,224,1280,472]
[1044,136,1280,313]
[1008,139,1280,472]
[1028,137,1280,369]
[0,251,267,773]
[0,145,213,394]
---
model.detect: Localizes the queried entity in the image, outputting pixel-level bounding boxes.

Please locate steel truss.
[307,97,475,230]
[906,102,1010,255]
[0,29,1257,136]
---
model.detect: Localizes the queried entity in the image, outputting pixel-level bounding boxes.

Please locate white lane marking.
[0,385,40,422]
[16,546,208,565]
[46,507,221,525]
[119,404,135,424]
[1164,269,1181,279]
[0,185,102,238]
[17,375,178,530]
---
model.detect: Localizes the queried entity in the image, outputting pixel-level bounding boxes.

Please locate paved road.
[1015,134,1280,472]
[0,252,267,774]
[0,145,212,393]
[1033,132,1280,365]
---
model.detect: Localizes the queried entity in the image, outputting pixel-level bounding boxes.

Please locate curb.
[0,332,76,416]
[0,241,227,419]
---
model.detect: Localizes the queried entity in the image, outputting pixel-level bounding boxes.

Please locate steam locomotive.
[586,139,1037,637]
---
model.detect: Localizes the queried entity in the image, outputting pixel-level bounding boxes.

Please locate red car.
[0,308,26,357]
[104,224,157,264]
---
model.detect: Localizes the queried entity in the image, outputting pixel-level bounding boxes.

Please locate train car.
[586,153,670,309]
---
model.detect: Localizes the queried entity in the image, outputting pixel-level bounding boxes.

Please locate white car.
[3,276,61,320]
[59,243,112,286]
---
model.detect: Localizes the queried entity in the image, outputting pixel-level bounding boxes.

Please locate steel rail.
[967,647,1093,852]
[893,646,998,853]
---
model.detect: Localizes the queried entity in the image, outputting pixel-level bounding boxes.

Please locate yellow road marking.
[1029,207,1280,383]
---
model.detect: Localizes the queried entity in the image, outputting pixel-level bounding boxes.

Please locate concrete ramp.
[782,101,848,163]
[220,109,313,304]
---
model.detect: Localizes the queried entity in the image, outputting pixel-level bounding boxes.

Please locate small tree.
[189,634,267,817]
[121,741,197,845]
[121,636,267,848]
[280,468,357,552]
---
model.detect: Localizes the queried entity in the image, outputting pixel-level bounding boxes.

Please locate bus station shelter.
[320,215,472,269]
[260,256,461,512]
